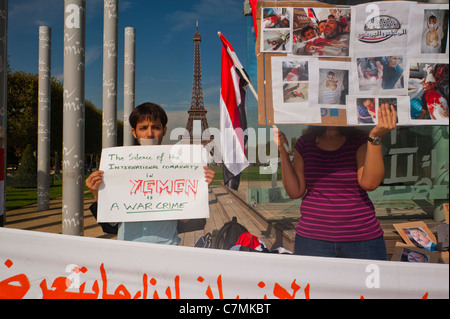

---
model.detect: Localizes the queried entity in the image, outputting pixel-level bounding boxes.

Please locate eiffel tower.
[185,22,212,146]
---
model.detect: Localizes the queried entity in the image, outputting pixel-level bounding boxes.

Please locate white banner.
[98,145,209,222]
[0,228,448,300]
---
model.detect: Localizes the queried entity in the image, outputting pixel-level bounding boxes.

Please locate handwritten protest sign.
[97,145,209,223]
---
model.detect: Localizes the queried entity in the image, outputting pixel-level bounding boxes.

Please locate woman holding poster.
[274,104,397,260]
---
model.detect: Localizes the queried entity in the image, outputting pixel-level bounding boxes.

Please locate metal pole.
[102,0,118,148]
[0,0,7,227]
[63,0,85,235]
[37,26,51,211]
[123,27,135,146]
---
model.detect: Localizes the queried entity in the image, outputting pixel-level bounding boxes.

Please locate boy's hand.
[203,166,215,186]
[85,170,104,202]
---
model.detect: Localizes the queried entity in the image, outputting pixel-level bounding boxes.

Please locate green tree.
[7,70,124,171]
[7,71,39,164]
[12,144,37,188]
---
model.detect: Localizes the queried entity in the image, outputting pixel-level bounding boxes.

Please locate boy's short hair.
[129,102,168,129]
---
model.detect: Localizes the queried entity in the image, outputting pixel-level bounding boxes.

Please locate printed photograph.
[291,7,350,57]
[282,61,308,81]
[262,7,291,29]
[394,222,438,252]
[263,30,291,52]
[403,227,437,251]
[409,62,449,121]
[357,56,405,91]
[356,98,376,124]
[283,83,308,103]
[318,68,348,105]
[379,97,398,123]
[391,243,438,263]
[421,9,449,54]
[400,247,431,263]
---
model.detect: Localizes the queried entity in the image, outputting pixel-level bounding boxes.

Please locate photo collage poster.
[262,1,449,126]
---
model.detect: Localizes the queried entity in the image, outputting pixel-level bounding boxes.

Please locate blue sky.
[8,0,249,134]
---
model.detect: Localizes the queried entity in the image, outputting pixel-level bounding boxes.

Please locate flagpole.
[218,32,290,153]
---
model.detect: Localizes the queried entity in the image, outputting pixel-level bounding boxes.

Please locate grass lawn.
[6,182,61,211]
[5,176,92,211]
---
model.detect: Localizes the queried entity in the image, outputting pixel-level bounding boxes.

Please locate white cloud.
[119,1,133,12]
[85,45,102,67]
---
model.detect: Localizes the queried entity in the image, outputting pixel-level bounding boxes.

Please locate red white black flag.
[218,32,249,183]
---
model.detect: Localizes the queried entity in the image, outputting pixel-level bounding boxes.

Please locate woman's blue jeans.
[294,234,386,260]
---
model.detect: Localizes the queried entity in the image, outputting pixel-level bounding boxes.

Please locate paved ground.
[2,182,446,261]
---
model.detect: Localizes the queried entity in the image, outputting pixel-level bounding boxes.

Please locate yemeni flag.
[249,0,258,38]
[218,32,249,187]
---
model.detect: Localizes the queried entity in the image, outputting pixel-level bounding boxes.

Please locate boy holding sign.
[86,103,215,245]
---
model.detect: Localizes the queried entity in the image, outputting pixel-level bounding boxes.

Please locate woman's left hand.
[370,103,397,138]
